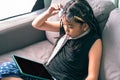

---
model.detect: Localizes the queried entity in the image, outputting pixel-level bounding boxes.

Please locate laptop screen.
[13,55,53,80]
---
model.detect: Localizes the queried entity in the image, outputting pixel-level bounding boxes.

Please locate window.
[0,0,38,20]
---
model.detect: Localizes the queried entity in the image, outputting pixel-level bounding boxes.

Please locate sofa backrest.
[99,8,120,80]
[0,9,47,54]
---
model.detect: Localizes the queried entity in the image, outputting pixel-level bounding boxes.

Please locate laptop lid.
[12,55,53,80]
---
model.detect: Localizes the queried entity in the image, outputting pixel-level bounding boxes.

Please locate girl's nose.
[64,25,69,34]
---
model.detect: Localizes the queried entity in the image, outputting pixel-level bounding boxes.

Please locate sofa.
[0,0,120,80]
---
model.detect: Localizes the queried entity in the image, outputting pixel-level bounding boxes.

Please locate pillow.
[46,0,115,44]
[87,0,115,32]
[45,31,59,44]
[46,0,70,44]
[99,8,120,80]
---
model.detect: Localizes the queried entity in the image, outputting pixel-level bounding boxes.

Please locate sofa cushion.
[46,0,115,44]
[0,40,53,65]
[87,0,115,32]
[99,8,120,80]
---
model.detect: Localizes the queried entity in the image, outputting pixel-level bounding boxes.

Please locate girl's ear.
[82,23,89,31]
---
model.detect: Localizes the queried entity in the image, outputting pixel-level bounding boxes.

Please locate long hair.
[53,0,101,49]
[60,0,101,37]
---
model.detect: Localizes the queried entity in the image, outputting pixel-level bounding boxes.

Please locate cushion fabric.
[46,0,115,44]
[0,9,47,54]
[99,8,120,80]
[87,0,115,32]
[0,40,53,65]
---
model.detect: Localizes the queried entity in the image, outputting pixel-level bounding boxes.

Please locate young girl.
[0,0,102,80]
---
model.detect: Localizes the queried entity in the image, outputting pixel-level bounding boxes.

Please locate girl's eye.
[68,25,73,28]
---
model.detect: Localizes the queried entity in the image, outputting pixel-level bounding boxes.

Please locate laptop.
[12,55,53,80]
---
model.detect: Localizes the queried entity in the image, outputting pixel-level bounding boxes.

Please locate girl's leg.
[1,77,23,80]
[0,62,22,80]
[0,62,40,80]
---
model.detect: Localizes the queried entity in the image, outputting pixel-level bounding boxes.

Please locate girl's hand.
[46,4,63,16]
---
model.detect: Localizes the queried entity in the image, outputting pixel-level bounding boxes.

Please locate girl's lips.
[66,34,72,37]
[66,33,70,36]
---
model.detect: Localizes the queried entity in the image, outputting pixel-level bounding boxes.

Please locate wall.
[44,0,51,8]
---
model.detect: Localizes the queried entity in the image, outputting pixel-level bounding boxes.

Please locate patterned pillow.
[46,0,115,44]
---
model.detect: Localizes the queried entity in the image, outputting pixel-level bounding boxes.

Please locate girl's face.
[62,16,88,38]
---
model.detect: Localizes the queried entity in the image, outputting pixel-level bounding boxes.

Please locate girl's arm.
[86,39,102,80]
[32,4,62,32]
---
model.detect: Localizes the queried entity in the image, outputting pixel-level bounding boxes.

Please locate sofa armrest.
[0,8,47,54]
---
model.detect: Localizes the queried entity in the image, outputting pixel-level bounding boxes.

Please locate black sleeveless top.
[45,31,100,80]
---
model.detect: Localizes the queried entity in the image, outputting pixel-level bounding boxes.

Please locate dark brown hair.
[60,0,101,37]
